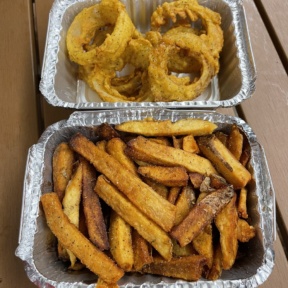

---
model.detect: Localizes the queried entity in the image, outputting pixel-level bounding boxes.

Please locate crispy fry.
[115,118,217,137]
[143,177,169,199]
[240,138,251,167]
[132,229,153,271]
[197,134,251,189]
[62,161,83,267]
[96,140,107,151]
[70,133,176,232]
[40,192,124,284]
[97,123,121,141]
[174,185,196,226]
[182,134,200,154]
[210,174,228,189]
[214,131,228,147]
[237,218,256,242]
[189,172,205,189]
[82,159,109,250]
[109,211,134,271]
[170,186,234,247]
[126,136,217,175]
[96,278,119,288]
[172,135,183,149]
[106,137,138,176]
[168,186,181,204]
[238,187,248,219]
[142,255,207,281]
[227,124,244,161]
[215,194,238,270]
[52,142,75,201]
[172,239,195,257]
[205,242,223,280]
[138,165,188,187]
[95,175,173,260]
[149,137,171,146]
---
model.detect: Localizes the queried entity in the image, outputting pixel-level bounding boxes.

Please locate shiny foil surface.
[16,108,275,288]
[39,0,256,109]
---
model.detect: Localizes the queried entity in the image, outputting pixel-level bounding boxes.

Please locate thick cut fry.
[115,118,217,137]
[149,137,171,146]
[215,194,238,270]
[82,159,109,250]
[172,239,195,257]
[197,134,251,189]
[109,211,134,271]
[62,162,83,267]
[97,123,121,141]
[174,185,196,226]
[95,175,173,260]
[240,138,251,167]
[138,165,188,187]
[70,133,176,232]
[237,218,256,242]
[106,137,138,176]
[52,142,75,201]
[172,136,183,149]
[238,187,248,219]
[96,140,107,151]
[132,229,153,271]
[205,243,223,280]
[227,124,244,161]
[142,255,207,281]
[40,192,124,284]
[182,134,200,154]
[214,131,228,147]
[126,136,217,175]
[170,186,234,247]
[189,172,204,189]
[168,186,181,204]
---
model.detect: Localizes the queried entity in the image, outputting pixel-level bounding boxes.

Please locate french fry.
[237,218,256,242]
[214,131,228,147]
[238,187,248,219]
[197,134,251,189]
[82,159,109,250]
[106,137,138,176]
[97,122,121,141]
[96,140,107,151]
[143,177,169,199]
[189,172,205,189]
[142,255,207,281]
[138,165,188,187]
[95,175,173,261]
[172,135,183,149]
[62,161,83,268]
[132,229,153,271]
[52,142,75,202]
[149,137,171,146]
[227,124,244,161]
[182,134,200,154]
[168,186,181,204]
[174,185,196,226]
[240,138,251,167]
[70,133,176,232]
[115,118,217,137]
[215,194,238,270]
[126,136,217,175]
[172,239,195,257]
[40,192,124,284]
[205,242,223,280]
[96,278,119,288]
[170,186,234,247]
[109,211,134,271]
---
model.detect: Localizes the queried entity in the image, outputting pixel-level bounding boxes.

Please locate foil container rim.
[39,0,256,109]
[16,108,275,288]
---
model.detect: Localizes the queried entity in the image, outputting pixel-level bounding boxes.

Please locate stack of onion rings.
[66,0,224,102]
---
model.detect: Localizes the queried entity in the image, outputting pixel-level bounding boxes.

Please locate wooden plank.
[0,0,39,287]
[257,0,288,70]
[35,0,74,129]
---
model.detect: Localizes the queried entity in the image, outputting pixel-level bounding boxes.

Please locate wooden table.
[1,0,287,287]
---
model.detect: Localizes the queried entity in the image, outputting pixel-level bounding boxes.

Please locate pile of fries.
[41,118,256,287]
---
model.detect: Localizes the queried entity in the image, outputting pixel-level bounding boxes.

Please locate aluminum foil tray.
[16,108,274,287]
[39,0,256,109]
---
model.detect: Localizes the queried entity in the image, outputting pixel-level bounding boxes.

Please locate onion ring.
[66,0,136,68]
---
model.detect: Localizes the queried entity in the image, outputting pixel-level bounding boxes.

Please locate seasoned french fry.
[205,242,223,280]
[149,137,171,146]
[238,187,248,219]
[237,218,256,242]
[182,134,200,154]
[109,211,134,271]
[172,239,195,257]
[214,131,228,147]
[97,122,121,141]
[189,172,205,189]
[172,135,183,149]
[96,278,119,288]
[215,194,238,270]
[70,133,176,232]
[106,137,138,176]
[126,136,217,175]
[197,134,251,189]
[138,165,188,187]
[210,174,228,189]
[240,138,251,167]
[40,192,124,284]
[96,140,107,151]
[142,255,207,281]
[227,124,244,161]
[52,142,75,201]
[82,159,109,250]
[143,177,169,199]
[174,185,196,226]
[115,118,217,137]
[168,186,181,204]
[170,186,234,247]
[62,161,83,268]
[95,175,173,261]
[132,229,153,271]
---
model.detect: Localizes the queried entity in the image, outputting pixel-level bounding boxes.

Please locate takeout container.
[16,108,275,288]
[39,0,256,109]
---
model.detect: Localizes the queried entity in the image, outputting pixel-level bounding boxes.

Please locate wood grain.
[0,0,39,287]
